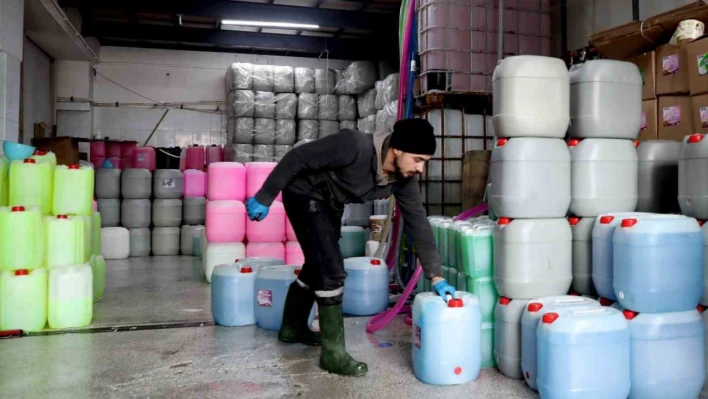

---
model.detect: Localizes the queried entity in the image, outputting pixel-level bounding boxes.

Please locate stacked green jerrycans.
[9,158,53,214]
[417,217,451,294]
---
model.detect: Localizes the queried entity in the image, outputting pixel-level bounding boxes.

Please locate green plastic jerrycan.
[91,212,101,257]
[438,221,452,265]
[48,263,93,329]
[469,277,498,323]
[460,225,494,279]
[44,215,85,268]
[0,206,44,271]
[30,150,57,169]
[9,159,53,215]
[53,165,94,217]
[0,268,48,332]
[0,156,8,207]
[76,215,92,263]
[89,255,106,302]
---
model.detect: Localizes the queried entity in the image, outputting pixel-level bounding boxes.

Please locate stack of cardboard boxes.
[629,36,708,141]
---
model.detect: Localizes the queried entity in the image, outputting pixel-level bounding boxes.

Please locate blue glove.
[433,279,456,302]
[246,197,270,221]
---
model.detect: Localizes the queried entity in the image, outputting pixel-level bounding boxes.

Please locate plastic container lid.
[371,259,381,266]
[448,298,463,307]
[57,215,68,219]
[528,302,543,312]
[498,217,511,225]
[14,269,28,276]
[241,266,253,273]
[600,215,615,224]
[688,134,705,144]
[623,310,638,320]
[69,164,80,169]
[568,217,580,226]
[34,150,47,155]
[23,159,35,164]
[621,218,638,228]
[542,312,559,324]
[499,297,512,305]
[11,206,25,212]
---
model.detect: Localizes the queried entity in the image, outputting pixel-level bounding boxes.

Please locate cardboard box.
[687,36,708,95]
[639,99,658,141]
[692,94,708,134]
[31,137,80,166]
[627,52,656,100]
[658,96,694,141]
[656,42,690,95]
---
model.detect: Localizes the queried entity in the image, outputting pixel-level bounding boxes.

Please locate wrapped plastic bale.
[295,67,315,93]
[231,144,252,163]
[335,70,346,95]
[376,101,398,133]
[338,95,357,121]
[315,69,336,94]
[228,90,255,118]
[297,120,319,141]
[375,73,399,110]
[274,145,293,161]
[340,120,357,130]
[275,119,297,145]
[254,92,276,118]
[273,66,294,93]
[254,118,276,145]
[357,88,377,118]
[230,117,254,144]
[319,120,340,138]
[252,144,275,162]
[338,61,378,95]
[275,93,297,119]
[318,95,338,121]
[226,63,252,91]
[297,93,318,120]
[252,65,273,92]
[358,115,377,133]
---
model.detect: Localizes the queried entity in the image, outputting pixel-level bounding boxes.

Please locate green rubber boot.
[278,282,321,346]
[318,304,368,377]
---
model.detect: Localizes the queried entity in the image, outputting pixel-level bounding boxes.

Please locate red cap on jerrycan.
[600,215,614,224]
[528,303,543,312]
[499,297,511,305]
[448,298,463,308]
[11,206,25,212]
[689,134,705,144]
[623,310,638,320]
[14,269,29,276]
[69,164,80,169]
[542,312,559,324]
[241,266,253,274]
[23,159,35,164]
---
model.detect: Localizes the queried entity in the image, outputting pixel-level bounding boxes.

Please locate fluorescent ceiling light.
[221,19,319,29]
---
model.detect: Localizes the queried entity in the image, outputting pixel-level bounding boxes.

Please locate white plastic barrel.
[152,227,180,256]
[100,227,129,260]
[494,297,530,379]
[679,134,708,219]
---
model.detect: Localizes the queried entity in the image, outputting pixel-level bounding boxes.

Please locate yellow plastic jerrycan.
[91,211,101,257]
[44,215,85,268]
[0,268,48,332]
[9,159,53,215]
[31,150,57,169]
[48,263,93,329]
[0,156,8,207]
[53,164,94,217]
[0,206,44,271]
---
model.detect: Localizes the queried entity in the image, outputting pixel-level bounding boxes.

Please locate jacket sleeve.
[394,176,443,279]
[254,130,360,206]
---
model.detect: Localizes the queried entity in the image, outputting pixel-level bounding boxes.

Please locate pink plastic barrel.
[246,201,285,243]
[107,141,122,158]
[286,215,297,241]
[179,148,187,172]
[246,242,285,260]
[187,145,205,171]
[122,157,133,169]
[246,162,281,201]
[122,141,138,159]
[183,169,207,198]
[285,241,305,266]
[206,145,224,166]
[108,157,122,169]
[91,157,106,169]
[133,147,156,171]
[206,200,246,243]
[207,162,246,201]
[91,141,106,158]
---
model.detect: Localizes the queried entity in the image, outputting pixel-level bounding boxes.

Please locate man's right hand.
[246,197,270,221]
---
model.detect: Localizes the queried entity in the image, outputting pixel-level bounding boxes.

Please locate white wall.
[21,38,52,144]
[92,46,353,145]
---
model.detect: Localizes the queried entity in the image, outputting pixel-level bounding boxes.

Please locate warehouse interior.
[2,0,708,398]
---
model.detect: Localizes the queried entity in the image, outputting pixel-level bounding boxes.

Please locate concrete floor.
[0,256,539,399]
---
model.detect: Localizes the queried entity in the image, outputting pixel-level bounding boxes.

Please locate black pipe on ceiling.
[633,0,640,21]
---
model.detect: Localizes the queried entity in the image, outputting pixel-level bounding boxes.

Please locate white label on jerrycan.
[414,325,422,349]
[162,179,176,188]
[257,289,272,307]
[137,154,145,162]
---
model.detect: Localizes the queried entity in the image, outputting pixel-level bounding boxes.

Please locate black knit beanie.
[389,119,436,156]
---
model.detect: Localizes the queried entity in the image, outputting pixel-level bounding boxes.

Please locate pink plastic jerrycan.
[247,242,285,260]
[246,162,281,201]
[286,241,305,266]
[206,200,246,243]
[207,162,246,201]
[183,169,207,198]
[246,201,285,243]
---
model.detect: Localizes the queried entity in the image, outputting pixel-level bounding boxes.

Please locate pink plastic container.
[122,141,138,159]
[179,148,187,172]
[206,200,246,243]
[246,162,280,201]
[246,242,285,260]
[107,141,122,159]
[207,162,246,201]
[285,241,305,266]
[91,157,106,169]
[91,141,106,159]
[246,201,285,243]
[108,157,122,169]
[286,215,297,241]
[183,169,207,198]
[187,145,205,171]
[206,145,224,166]
[133,147,156,171]
[122,157,133,169]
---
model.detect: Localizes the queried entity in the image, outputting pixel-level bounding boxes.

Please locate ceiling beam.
[60,0,394,31]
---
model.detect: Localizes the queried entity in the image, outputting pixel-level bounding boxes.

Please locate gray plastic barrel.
[181,225,197,255]
[494,298,530,379]
[570,217,597,296]
[152,199,182,227]
[121,199,152,228]
[121,169,152,199]
[636,140,681,213]
[95,169,121,199]
[97,199,121,227]
[345,202,374,227]
[153,169,183,199]
[183,197,206,225]
[152,227,180,256]
[129,227,151,257]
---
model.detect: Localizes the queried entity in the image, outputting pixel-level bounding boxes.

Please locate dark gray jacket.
[255,129,442,279]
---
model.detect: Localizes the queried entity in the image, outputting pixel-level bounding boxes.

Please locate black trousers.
[282,189,346,306]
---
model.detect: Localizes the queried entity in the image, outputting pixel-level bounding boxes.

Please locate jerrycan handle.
[571,308,609,315]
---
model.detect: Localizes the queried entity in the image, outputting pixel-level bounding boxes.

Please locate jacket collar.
[373,131,397,186]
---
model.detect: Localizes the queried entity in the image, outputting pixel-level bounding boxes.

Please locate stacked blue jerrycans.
[537,307,630,399]
[412,292,481,385]
[211,264,258,327]
[520,295,599,390]
[623,309,705,399]
[494,297,530,379]
[342,257,389,316]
